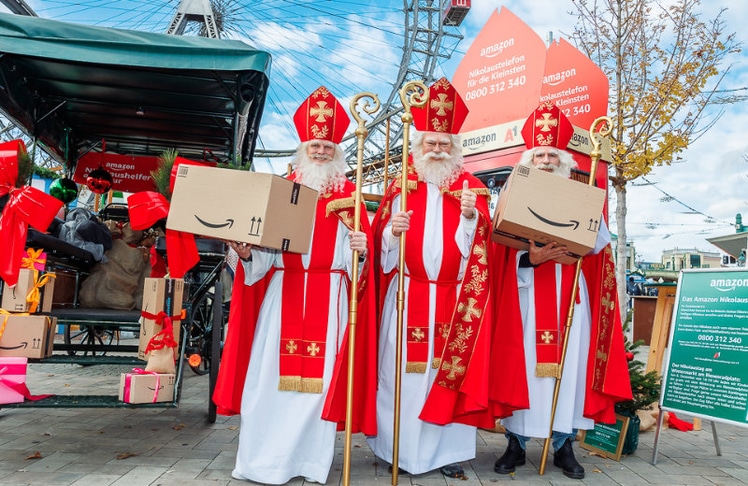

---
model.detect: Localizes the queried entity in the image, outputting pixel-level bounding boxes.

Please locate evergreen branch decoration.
[152,148,178,200]
[16,143,33,187]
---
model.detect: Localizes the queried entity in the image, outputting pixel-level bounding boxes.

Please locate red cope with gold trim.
[277,176,372,394]
[519,102,578,375]
[373,170,493,426]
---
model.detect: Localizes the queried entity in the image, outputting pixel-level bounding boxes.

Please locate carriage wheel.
[185,293,214,376]
[64,324,115,356]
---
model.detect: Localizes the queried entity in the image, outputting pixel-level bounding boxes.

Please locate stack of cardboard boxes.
[119,277,185,404]
[0,258,57,405]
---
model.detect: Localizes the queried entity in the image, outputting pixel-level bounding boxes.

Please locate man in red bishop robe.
[489,102,632,480]
[366,77,494,478]
[213,86,377,485]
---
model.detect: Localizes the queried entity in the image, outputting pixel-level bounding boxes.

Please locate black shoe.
[439,463,465,478]
[387,465,408,475]
[553,438,585,479]
[494,435,526,474]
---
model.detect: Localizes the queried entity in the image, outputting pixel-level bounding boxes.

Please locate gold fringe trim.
[406,361,427,374]
[535,363,560,378]
[325,197,355,216]
[432,357,441,369]
[278,375,301,392]
[444,187,492,198]
[300,377,324,394]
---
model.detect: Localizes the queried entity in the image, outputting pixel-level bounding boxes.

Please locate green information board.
[660,268,748,427]
[580,414,630,460]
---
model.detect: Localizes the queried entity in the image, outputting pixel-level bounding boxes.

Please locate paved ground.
[2,346,748,485]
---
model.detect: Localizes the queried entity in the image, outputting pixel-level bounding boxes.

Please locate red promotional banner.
[450,7,612,218]
[451,7,547,132]
[73,152,159,193]
[541,38,610,211]
[541,38,609,131]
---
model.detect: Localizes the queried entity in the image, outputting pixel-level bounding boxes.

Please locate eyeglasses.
[533,151,559,160]
[309,141,335,151]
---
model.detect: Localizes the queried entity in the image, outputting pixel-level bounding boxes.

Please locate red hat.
[293,86,350,144]
[521,101,574,150]
[412,77,469,134]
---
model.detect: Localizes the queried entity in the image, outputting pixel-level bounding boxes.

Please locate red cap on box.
[293,86,350,144]
[412,77,469,134]
[521,101,574,150]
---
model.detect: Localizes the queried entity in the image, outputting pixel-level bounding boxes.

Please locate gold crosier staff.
[342,91,381,486]
[538,116,613,475]
[391,80,428,486]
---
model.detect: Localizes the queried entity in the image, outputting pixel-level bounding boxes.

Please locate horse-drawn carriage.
[0,13,271,421]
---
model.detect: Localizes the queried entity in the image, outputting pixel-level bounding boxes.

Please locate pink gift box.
[118,370,175,404]
[0,357,28,405]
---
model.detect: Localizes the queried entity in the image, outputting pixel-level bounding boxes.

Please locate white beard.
[294,152,348,193]
[412,151,463,188]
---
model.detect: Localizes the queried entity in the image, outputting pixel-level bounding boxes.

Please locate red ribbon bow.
[127,191,199,278]
[0,140,63,287]
[141,309,183,352]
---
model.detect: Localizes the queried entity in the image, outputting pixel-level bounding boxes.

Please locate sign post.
[652,268,748,464]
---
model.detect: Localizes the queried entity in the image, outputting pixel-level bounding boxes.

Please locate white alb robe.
[366,184,478,474]
[501,224,611,438]
[232,222,355,485]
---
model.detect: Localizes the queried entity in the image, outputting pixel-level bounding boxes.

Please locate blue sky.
[4,0,748,262]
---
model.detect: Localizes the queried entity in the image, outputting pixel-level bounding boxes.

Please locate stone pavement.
[1,357,748,485]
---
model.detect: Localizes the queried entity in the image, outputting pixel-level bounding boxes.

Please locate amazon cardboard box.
[166,165,317,253]
[0,315,56,359]
[119,372,176,404]
[491,165,606,265]
[138,278,185,361]
[2,268,54,313]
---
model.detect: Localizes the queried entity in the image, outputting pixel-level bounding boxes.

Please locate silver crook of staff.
[391,80,428,486]
[341,91,380,486]
[538,116,613,475]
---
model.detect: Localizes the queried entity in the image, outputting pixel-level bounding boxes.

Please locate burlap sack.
[79,239,150,309]
[144,346,176,374]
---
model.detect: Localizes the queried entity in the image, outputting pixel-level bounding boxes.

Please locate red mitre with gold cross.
[411,77,469,134]
[521,101,574,150]
[293,86,350,144]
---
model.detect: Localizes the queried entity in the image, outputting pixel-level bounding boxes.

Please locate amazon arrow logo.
[0,342,28,350]
[527,207,579,230]
[194,215,234,229]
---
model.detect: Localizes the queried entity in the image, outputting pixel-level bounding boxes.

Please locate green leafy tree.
[569,0,742,322]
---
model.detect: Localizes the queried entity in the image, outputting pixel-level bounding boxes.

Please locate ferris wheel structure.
[338,1,466,189]
[0,0,468,190]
